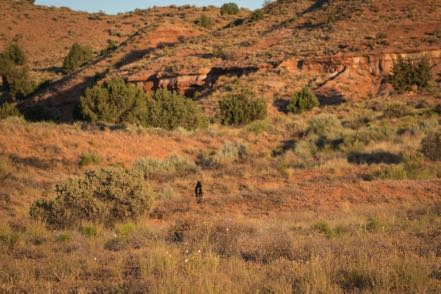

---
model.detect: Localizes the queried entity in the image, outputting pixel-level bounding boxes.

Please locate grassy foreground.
[0,95,440,292]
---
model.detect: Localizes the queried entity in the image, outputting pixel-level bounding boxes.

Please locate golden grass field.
[1,93,441,292]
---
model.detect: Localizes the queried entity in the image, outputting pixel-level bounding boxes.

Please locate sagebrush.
[29,167,154,228]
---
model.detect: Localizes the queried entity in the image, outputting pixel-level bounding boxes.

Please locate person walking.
[195,181,203,204]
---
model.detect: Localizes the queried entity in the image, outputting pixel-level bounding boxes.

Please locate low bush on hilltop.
[30,167,154,228]
[217,87,267,126]
[287,86,320,114]
[389,57,432,93]
[146,89,207,130]
[80,77,148,125]
[63,43,94,74]
[220,3,239,15]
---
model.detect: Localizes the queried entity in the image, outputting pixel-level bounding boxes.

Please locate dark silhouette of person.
[195,181,203,203]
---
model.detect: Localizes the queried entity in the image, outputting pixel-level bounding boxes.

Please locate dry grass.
[0,96,440,292]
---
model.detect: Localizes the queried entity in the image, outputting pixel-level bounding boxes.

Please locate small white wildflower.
[226,228,229,231]
[94,257,97,261]
[185,259,188,263]
[197,250,201,254]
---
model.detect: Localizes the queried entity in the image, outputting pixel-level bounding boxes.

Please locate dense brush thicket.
[30,167,154,228]
[80,79,207,130]
[287,86,320,114]
[63,43,94,74]
[217,87,267,126]
[389,57,432,93]
[146,89,207,130]
[80,77,148,125]
[0,43,35,99]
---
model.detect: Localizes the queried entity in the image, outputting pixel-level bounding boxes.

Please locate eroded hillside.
[14,0,441,121]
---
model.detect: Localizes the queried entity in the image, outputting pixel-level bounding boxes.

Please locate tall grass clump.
[198,143,249,168]
[134,155,198,178]
[421,131,441,161]
[0,103,22,119]
[29,167,154,228]
[376,154,436,180]
[79,152,102,167]
[195,14,213,29]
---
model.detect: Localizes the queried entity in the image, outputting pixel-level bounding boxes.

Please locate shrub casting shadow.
[347,152,402,165]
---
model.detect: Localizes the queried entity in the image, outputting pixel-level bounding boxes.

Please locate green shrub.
[0,44,35,99]
[134,155,198,178]
[2,43,26,66]
[4,66,36,99]
[249,9,264,22]
[29,167,154,228]
[63,43,94,74]
[195,14,213,29]
[287,86,319,114]
[421,131,441,161]
[311,221,334,238]
[79,152,102,167]
[105,39,117,52]
[146,89,207,130]
[366,218,382,232]
[80,77,147,125]
[375,154,435,180]
[308,114,341,138]
[389,57,432,93]
[220,3,239,15]
[0,103,22,119]
[80,225,98,237]
[218,87,267,126]
[377,165,408,180]
[55,233,71,242]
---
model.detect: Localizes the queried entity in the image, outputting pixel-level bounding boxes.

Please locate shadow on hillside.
[9,154,73,170]
[33,66,64,75]
[316,90,346,106]
[114,48,155,68]
[273,99,289,113]
[115,42,176,68]
[302,0,330,15]
[347,152,402,165]
[272,140,296,157]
